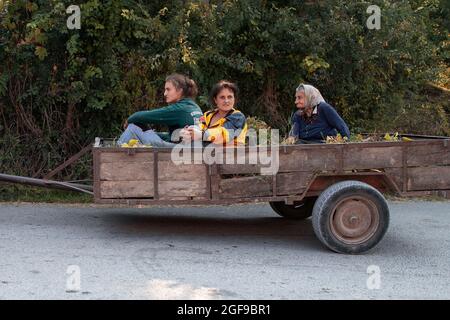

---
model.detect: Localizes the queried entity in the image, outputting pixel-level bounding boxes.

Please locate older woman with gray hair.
[287,84,350,143]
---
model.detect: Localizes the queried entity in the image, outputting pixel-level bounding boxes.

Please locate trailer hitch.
[0,173,93,195]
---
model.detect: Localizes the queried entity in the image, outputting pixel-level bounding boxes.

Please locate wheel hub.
[330,197,380,244]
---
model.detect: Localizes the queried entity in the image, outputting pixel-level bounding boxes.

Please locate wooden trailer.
[93,135,450,254]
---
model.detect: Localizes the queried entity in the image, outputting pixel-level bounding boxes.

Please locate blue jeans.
[117,123,176,148]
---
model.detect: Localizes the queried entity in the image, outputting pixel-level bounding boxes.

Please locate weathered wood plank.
[210,164,220,200]
[158,150,197,162]
[407,166,450,191]
[93,148,101,201]
[158,160,207,198]
[219,175,272,198]
[100,151,153,163]
[158,161,207,181]
[407,142,450,167]
[343,146,402,169]
[210,148,265,174]
[278,148,338,172]
[158,180,207,198]
[275,172,314,195]
[158,148,205,163]
[100,161,153,181]
[100,180,154,198]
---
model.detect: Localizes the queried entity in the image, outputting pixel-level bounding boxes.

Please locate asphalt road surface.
[0,200,449,299]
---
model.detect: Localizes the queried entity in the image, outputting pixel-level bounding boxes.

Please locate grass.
[0,184,93,203]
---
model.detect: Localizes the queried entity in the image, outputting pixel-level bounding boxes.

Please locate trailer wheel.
[312,181,389,254]
[269,197,317,220]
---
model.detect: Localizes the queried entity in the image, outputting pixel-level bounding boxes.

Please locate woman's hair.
[209,80,239,106]
[165,73,198,99]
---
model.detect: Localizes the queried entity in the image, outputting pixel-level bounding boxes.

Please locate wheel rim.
[329,196,380,245]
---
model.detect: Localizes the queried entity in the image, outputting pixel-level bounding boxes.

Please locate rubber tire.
[269,197,317,220]
[312,180,389,254]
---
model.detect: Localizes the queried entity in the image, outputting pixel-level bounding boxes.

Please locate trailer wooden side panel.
[276,172,314,195]
[100,181,154,198]
[98,151,155,198]
[93,137,450,203]
[406,142,450,167]
[407,166,450,191]
[219,175,272,199]
[343,145,403,170]
[278,148,338,172]
[158,161,208,200]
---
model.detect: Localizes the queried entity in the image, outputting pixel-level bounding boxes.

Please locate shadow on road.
[95,207,324,251]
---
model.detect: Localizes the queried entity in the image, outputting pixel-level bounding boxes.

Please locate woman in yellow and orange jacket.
[185,80,247,145]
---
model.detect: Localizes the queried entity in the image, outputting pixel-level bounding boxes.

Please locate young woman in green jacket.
[117,73,203,147]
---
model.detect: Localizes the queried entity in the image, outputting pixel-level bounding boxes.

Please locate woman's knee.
[126,123,143,133]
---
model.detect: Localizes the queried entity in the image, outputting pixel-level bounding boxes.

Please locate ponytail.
[165,73,198,99]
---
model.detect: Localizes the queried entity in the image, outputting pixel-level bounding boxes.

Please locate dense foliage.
[0,0,448,180]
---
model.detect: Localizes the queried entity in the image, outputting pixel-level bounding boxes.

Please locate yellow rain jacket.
[199,108,247,145]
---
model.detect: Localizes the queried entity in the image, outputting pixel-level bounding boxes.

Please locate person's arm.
[127,103,183,126]
[321,103,350,138]
[203,112,246,144]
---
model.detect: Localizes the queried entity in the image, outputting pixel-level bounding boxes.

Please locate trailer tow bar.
[0,173,93,195]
